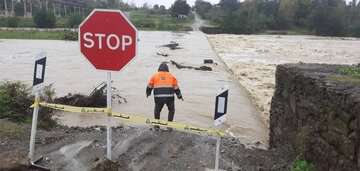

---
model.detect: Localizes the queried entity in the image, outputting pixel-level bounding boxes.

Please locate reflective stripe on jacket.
[148,72,179,98]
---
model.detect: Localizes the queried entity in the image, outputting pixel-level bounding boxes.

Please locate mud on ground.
[0,119,293,171]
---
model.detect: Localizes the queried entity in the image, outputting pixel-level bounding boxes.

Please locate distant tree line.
[0,0,192,28]
[195,0,360,37]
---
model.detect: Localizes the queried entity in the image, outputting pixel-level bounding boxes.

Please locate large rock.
[270,63,360,171]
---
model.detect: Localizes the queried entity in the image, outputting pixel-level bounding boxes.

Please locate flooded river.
[0,31,268,147]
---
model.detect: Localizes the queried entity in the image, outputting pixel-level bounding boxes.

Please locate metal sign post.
[29,53,47,162]
[215,136,221,171]
[29,91,40,161]
[106,72,112,160]
[79,9,138,160]
[213,86,229,171]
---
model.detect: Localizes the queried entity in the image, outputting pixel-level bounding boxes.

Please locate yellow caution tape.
[33,102,225,137]
[38,102,107,113]
[106,107,112,117]
[31,96,41,108]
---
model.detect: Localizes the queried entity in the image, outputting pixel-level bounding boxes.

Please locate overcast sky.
[124,0,219,8]
[124,0,354,8]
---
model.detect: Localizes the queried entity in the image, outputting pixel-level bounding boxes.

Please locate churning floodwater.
[0,31,268,147]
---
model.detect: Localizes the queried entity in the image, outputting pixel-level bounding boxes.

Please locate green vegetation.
[195,0,360,37]
[291,159,315,171]
[0,17,76,28]
[0,0,194,40]
[0,81,56,129]
[329,75,360,85]
[130,10,193,31]
[338,66,360,78]
[329,66,360,84]
[170,0,191,17]
[67,15,84,28]
[6,17,19,27]
[0,81,32,122]
[0,30,77,40]
[0,17,33,27]
[33,10,56,28]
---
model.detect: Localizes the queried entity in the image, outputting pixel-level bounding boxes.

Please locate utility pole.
[53,2,55,16]
[39,0,42,9]
[4,0,8,17]
[11,0,14,16]
[45,0,48,11]
[24,0,27,17]
[30,0,32,17]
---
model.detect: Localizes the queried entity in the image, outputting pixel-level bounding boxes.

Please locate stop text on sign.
[83,32,133,51]
[79,9,137,71]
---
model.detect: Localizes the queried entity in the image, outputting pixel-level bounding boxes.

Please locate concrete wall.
[269,63,360,171]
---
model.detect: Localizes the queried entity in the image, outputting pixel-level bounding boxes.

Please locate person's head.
[158,62,169,72]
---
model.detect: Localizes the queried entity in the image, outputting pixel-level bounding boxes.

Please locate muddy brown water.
[0,31,268,147]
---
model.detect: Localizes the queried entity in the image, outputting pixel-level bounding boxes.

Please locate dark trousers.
[154,97,175,121]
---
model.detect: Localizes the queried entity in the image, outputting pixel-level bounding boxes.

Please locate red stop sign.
[79,9,137,71]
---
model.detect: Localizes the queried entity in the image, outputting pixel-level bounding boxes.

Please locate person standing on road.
[146,63,183,124]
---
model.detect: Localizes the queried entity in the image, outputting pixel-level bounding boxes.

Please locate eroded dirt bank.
[0,119,293,171]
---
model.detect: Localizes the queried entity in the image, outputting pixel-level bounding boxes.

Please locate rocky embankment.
[270,63,360,170]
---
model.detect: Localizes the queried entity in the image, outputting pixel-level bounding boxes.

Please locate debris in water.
[195,66,212,71]
[156,52,169,57]
[160,41,182,50]
[170,60,212,71]
[204,59,214,64]
[54,82,127,107]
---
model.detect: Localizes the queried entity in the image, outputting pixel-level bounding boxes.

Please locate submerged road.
[0,31,268,146]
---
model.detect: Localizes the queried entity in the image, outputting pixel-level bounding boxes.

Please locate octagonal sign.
[79,9,137,71]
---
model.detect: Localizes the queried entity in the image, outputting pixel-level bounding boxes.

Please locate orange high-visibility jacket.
[147,72,180,98]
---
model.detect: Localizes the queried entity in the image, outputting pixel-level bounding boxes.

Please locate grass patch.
[337,66,360,78]
[0,17,35,27]
[0,30,77,40]
[0,120,24,138]
[329,66,360,84]
[328,75,360,84]
[129,10,193,31]
[291,159,315,171]
[0,17,73,28]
